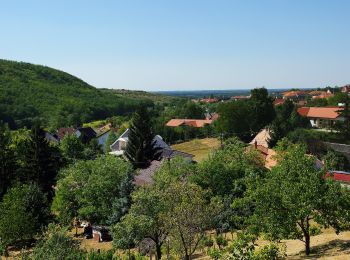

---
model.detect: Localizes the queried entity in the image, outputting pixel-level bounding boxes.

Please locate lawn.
[171,138,221,162]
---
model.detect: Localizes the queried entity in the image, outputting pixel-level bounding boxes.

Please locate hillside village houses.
[297,106,344,129]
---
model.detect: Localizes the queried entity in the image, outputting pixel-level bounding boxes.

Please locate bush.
[31,224,85,260]
[254,243,286,260]
[216,235,228,249]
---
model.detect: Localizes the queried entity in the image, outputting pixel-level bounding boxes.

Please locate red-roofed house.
[297,106,344,128]
[166,119,213,128]
[273,98,285,106]
[282,90,308,100]
[325,171,350,187]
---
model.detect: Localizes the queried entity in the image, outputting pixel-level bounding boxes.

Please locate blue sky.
[1,0,349,91]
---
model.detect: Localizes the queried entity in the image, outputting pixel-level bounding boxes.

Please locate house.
[282,90,308,101]
[75,127,97,144]
[166,119,214,128]
[109,129,130,156]
[311,90,333,99]
[249,129,277,169]
[56,126,97,143]
[109,129,172,156]
[45,132,59,144]
[57,127,75,140]
[200,98,219,103]
[249,128,271,148]
[341,85,350,94]
[325,171,350,188]
[231,95,250,101]
[273,98,285,106]
[96,128,119,151]
[205,112,219,121]
[297,106,344,128]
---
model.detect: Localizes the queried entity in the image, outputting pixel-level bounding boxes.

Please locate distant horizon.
[2,0,350,91]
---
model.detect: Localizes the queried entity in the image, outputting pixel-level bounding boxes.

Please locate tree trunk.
[305,232,310,256]
[155,244,162,260]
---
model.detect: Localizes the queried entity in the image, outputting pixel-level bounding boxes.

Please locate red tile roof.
[166,119,213,128]
[325,171,350,184]
[273,99,285,106]
[283,90,308,98]
[297,107,343,119]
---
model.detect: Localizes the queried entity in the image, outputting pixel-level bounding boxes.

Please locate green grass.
[171,138,220,162]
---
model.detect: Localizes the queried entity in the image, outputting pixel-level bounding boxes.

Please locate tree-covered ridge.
[0,59,153,129]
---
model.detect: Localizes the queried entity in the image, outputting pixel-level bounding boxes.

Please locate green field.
[171,138,221,162]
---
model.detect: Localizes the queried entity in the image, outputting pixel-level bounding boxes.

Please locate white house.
[109,128,172,156]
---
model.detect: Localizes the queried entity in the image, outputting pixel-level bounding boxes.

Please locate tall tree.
[0,121,16,199]
[239,144,350,255]
[249,87,275,134]
[163,182,221,260]
[52,155,134,225]
[20,123,62,197]
[0,184,49,251]
[113,185,168,260]
[124,107,159,168]
[59,133,85,163]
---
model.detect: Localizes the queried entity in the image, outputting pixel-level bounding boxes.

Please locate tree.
[59,134,85,163]
[0,184,49,250]
[241,144,350,255]
[216,88,275,142]
[269,100,309,147]
[216,100,252,141]
[113,185,168,260]
[105,131,118,152]
[249,88,275,133]
[52,155,134,225]
[125,107,160,168]
[163,181,221,260]
[0,121,16,199]
[20,123,62,197]
[179,101,205,119]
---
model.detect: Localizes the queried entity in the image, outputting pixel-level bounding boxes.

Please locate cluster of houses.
[46,123,117,151]
[165,112,219,129]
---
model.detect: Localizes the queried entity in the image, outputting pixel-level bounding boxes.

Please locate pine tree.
[124,107,159,168]
[20,123,62,198]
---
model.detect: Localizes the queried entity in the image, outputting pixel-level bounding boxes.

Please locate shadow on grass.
[288,239,350,259]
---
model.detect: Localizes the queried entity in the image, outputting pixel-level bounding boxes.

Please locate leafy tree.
[163,182,221,260]
[240,144,350,255]
[192,137,264,198]
[125,107,160,168]
[249,88,275,133]
[59,134,85,163]
[113,185,168,260]
[0,184,49,250]
[179,101,205,119]
[52,156,134,225]
[216,88,275,142]
[0,121,16,198]
[216,100,252,141]
[31,224,85,260]
[269,100,309,147]
[20,124,62,197]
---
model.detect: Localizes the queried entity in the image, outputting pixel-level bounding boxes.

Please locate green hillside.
[0,60,157,129]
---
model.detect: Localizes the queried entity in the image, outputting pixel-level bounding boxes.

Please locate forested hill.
[0,59,157,129]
